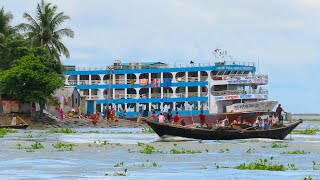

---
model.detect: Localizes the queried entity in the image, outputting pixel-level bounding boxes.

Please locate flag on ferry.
[130,79,134,86]
[139,78,149,86]
[163,78,172,87]
[152,79,158,88]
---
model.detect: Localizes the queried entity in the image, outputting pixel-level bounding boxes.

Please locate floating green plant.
[105,169,127,176]
[292,128,319,135]
[25,134,42,138]
[138,161,161,168]
[281,150,310,154]
[271,143,288,148]
[303,176,313,180]
[142,126,155,133]
[24,142,44,152]
[170,148,202,154]
[235,157,297,171]
[81,130,100,134]
[0,128,17,138]
[214,163,229,169]
[218,148,230,153]
[114,162,124,167]
[140,144,156,154]
[17,143,23,149]
[246,148,255,153]
[137,142,146,146]
[52,142,75,151]
[47,128,77,134]
[313,161,320,170]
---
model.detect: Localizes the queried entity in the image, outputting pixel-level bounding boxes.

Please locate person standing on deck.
[276,104,286,124]
[198,110,206,127]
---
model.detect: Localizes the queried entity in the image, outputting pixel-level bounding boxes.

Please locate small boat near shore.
[0,124,29,129]
[143,119,303,140]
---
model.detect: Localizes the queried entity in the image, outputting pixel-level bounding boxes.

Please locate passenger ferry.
[64,49,277,120]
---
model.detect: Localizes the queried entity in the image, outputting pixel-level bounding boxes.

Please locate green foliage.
[218,148,230,153]
[271,143,288,148]
[0,7,14,38]
[246,148,255,153]
[234,157,297,171]
[138,161,161,168]
[0,128,17,138]
[47,128,77,134]
[214,163,229,169]
[52,142,75,151]
[0,54,64,104]
[142,126,155,133]
[114,162,124,167]
[25,134,41,138]
[17,143,23,149]
[140,144,156,154]
[22,142,44,152]
[303,176,312,180]
[292,128,319,135]
[137,142,146,146]
[16,0,74,61]
[281,150,310,154]
[105,169,127,176]
[81,131,100,134]
[170,148,202,154]
[313,161,320,170]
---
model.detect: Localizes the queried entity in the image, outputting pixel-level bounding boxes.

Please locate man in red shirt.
[173,112,180,124]
[199,110,205,127]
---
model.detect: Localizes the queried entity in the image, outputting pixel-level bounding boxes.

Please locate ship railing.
[214,61,255,66]
[211,89,268,96]
[74,61,256,71]
[212,74,268,81]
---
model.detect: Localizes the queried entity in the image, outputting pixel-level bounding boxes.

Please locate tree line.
[0,0,74,114]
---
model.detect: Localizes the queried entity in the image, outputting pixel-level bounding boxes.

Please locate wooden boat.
[143,119,303,140]
[0,124,29,129]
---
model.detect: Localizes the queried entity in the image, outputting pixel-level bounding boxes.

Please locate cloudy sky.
[2,0,320,114]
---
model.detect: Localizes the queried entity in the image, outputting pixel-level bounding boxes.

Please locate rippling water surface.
[0,121,320,179]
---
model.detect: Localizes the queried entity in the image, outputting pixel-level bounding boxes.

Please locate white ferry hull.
[226,100,278,113]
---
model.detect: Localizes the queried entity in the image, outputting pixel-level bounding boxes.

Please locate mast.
[107,66,114,108]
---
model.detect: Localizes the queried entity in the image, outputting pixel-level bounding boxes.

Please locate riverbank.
[29,115,144,130]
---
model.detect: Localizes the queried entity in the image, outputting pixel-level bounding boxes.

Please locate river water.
[0,121,319,180]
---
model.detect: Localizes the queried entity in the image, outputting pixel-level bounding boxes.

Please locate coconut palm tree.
[0,7,14,43]
[16,0,74,61]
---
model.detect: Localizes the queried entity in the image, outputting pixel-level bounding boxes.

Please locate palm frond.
[54,28,74,38]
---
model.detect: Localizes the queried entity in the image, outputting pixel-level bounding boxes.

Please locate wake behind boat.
[143,119,302,140]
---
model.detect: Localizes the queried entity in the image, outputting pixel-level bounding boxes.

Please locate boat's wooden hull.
[143,120,302,140]
[0,125,29,129]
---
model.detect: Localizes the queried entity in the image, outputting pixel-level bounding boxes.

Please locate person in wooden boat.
[237,115,242,124]
[198,110,206,127]
[166,109,172,123]
[231,119,238,125]
[148,110,158,121]
[173,112,180,125]
[272,114,279,127]
[222,116,229,127]
[263,115,272,130]
[158,112,165,124]
[276,104,286,125]
[254,116,262,129]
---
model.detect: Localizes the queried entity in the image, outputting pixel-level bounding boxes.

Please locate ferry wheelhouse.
[64,50,275,119]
